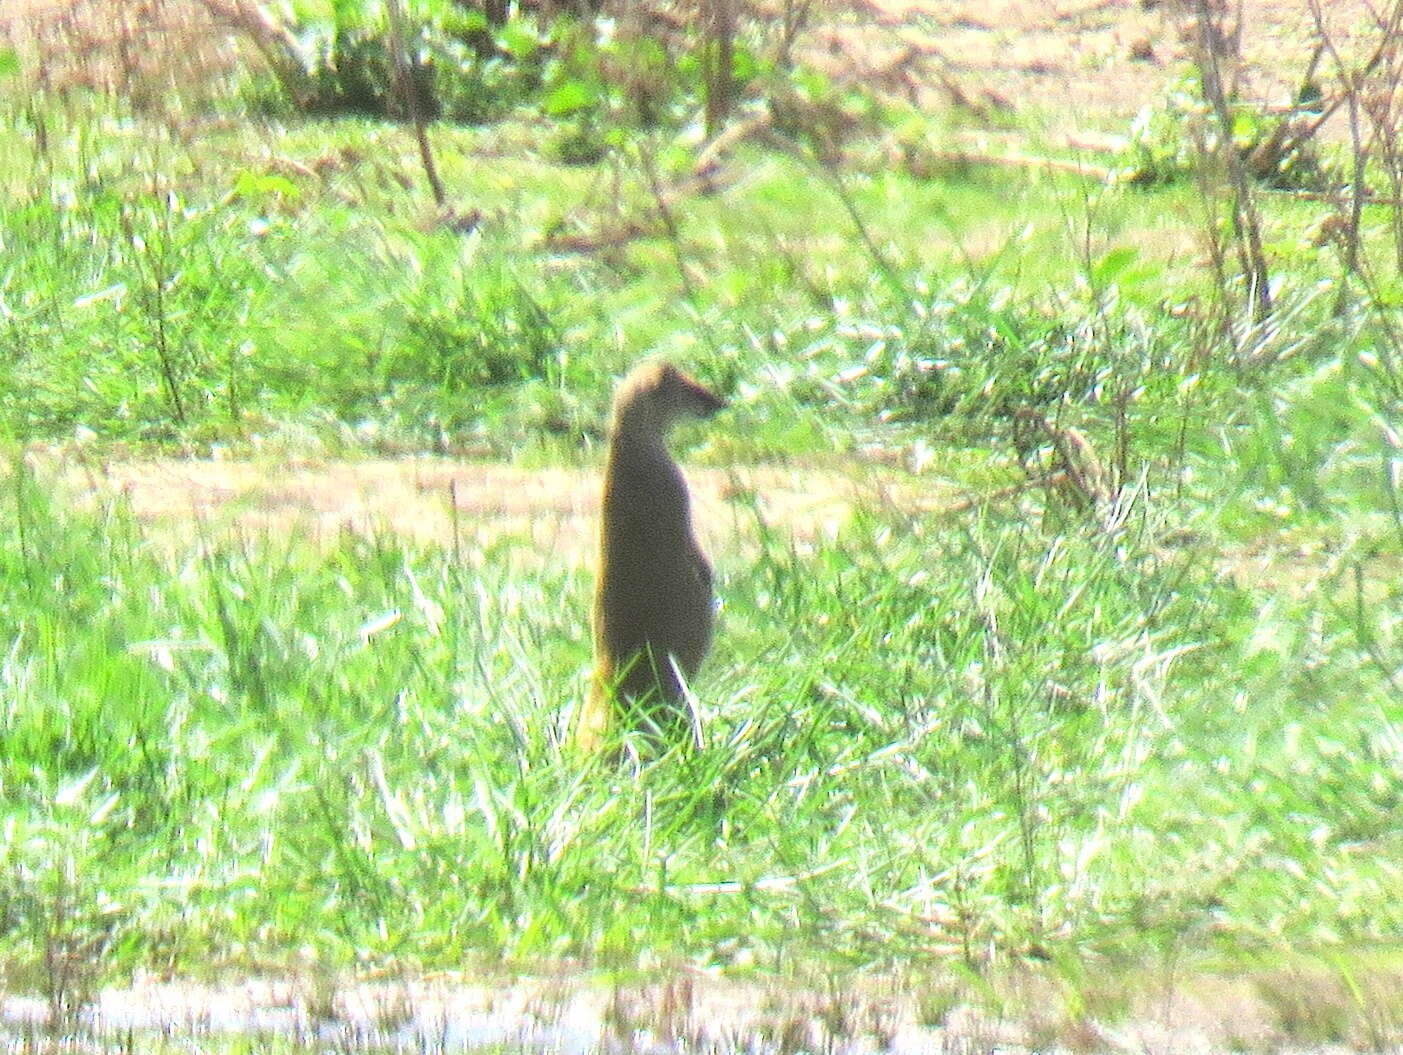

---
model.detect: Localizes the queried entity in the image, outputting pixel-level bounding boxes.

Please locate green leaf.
[1092,246,1139,284]
[544,79,596,117]
[1231,110,1258,141]
[411,0,456,18]
[497,18,539,60]
[232,170,302,200]
[444,7,488,35]
[731,44,760,82]
[0,48,19,78]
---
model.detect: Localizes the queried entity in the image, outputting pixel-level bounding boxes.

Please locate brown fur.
[575,363,727,750]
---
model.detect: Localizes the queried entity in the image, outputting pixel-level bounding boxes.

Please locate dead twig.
[1011,408,1110,516]
[384,0,445,209]
[908,149,1114,182]
[1190,0,1273,324]
[544,113,767,255]
[937,472,1086,518]
[694,109,775,175]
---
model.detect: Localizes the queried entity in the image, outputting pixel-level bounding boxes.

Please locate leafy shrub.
[254,1,769,139]
[1120,70,1328,190]
[263,2,551,124]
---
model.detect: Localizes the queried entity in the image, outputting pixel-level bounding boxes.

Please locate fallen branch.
[937,471,1082,517]
[545,219,662,254]
[694,109,774,175]
[1262,187,1403,208]
[909,148,1114,182]
[544,114,764,254]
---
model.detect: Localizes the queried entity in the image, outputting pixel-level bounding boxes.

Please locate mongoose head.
[612,362,727,439]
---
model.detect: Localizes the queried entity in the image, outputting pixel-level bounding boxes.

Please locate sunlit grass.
[4,412,1402,983]
[0,99,1244,457]
[1,69,1403,1053]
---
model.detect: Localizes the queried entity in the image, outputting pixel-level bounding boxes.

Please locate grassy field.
[2,5,1403,1050]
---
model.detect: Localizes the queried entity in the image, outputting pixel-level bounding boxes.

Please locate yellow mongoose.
[575,362,727,750]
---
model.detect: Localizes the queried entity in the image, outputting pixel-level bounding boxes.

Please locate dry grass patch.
[0,0,251,105]
[39,453,959,568]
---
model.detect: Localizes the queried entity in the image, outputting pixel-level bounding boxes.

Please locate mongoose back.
[575,362,727,751]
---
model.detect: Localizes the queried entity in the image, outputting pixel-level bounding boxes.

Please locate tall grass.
[4,408,1402,986]
[0,95,1235,457]
[0,63,1402,1043]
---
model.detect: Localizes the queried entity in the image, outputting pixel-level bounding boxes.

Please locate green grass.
[2,428,1401,972]
[0,99,1247,456]
[1,70,1403,1050]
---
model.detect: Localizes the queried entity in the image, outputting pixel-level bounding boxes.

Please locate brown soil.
[830,0,1383,141]
[1,0,1387,139]
[47,453,950,567]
